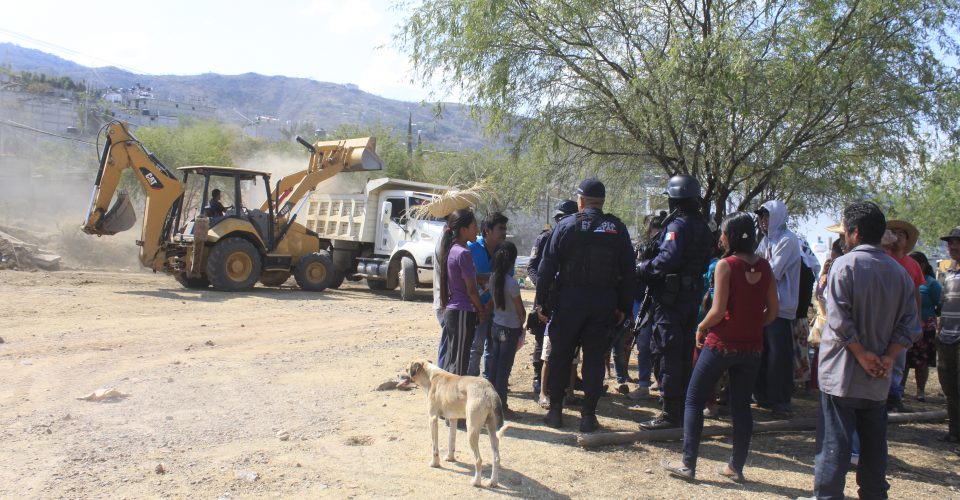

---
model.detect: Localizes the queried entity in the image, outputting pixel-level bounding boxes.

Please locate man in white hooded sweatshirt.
[754,200,801,418]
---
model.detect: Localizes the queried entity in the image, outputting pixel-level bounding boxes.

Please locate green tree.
[135,121,237,168]
[886,154,960,249]
[398,0,960,220]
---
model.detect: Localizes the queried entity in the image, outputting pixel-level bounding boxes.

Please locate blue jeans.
[636,323,653,388]
[611,326,631,383]
[468,314,491,377]
[755,317,794,412]
[485,323,522,407]
[887,349,907,402]
[436,308,447,368]
[814,393,889,500]
[682,346,761,474]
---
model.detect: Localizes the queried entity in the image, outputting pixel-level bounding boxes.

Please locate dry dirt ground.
[2,269,960,499]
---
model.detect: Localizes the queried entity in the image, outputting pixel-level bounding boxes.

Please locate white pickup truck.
[303,177,449,300]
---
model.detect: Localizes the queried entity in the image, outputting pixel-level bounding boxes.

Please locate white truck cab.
[304,178,449,300]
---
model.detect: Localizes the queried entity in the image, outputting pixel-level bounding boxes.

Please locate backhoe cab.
[81,121,383,292]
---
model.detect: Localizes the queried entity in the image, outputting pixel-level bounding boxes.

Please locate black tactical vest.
[677,215,713,280]
[559,212,624,288]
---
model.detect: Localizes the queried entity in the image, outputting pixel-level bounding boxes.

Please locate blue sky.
[0,0,844,251]
[0,0,434,102]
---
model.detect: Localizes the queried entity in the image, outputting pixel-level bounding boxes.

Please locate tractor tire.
[205,237,262,291]
[259,271,291,287]
[398,256,417,301]
[175,273,210,289]
[328,271,346,289]
[366,279,388,290]
[294,252,335,291]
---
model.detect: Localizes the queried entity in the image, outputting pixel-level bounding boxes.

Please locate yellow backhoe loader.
[81,121,383,291]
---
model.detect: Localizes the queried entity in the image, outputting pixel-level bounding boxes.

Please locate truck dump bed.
[304,177,449,244]
[305,194,372,242]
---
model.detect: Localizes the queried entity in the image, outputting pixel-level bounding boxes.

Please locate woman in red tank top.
[662,212,779,482]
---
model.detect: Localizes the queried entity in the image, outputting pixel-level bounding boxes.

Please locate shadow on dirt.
[443,461,573,499]
[114,287,345,303]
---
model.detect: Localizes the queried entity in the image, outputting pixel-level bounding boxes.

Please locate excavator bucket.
[99,192,136,235]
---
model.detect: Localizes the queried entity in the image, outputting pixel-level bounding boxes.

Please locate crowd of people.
[429,175,960,499]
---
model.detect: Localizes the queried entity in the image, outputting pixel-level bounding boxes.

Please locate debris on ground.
[76,388,127,402]
[0,228,61,271]
[233,470,259,482]
[374,373,415,391]
[276,430,290,441]
[155,463,166,474]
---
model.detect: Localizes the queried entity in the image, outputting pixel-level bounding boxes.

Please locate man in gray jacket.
[754,200,801,417]
[810,201,920,499]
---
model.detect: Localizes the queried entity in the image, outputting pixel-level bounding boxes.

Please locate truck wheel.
[206,237,262,291]
[398,256,417,301]
[259,271,291,287]
[175,273,209,289]
[328,271,346,289]
[294,252,334,291]
[366,279,388,290]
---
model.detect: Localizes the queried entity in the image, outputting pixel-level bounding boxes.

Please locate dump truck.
[303,178,450,300]
[81,120,384,292]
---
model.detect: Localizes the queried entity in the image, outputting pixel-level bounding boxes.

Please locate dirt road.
[1,269,958,499]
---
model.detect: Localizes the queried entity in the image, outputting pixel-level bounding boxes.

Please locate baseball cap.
[575,178,605,198]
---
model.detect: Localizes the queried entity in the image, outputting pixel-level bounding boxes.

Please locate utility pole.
[406,111,413,158]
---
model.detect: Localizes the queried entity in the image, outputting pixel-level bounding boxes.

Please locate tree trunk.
[576,409,947,448]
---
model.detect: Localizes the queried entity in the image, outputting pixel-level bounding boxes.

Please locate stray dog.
[404,360,510,487]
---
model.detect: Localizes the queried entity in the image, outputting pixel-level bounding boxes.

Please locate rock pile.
[0,228,61,270]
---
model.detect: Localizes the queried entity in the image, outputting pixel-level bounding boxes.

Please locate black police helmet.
[665,175,702,200]
[553,200,578,219]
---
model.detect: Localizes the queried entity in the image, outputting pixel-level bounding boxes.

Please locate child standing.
[485,241,524,419]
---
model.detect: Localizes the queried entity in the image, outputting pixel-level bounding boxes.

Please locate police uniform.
[536,180,635,432]
[637,175,713,429]
[527,200,578,394]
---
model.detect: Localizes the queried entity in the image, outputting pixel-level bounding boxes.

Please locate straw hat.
[887,220,920,253]
[407,182,489,219]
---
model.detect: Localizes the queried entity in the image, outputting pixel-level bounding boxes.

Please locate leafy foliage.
[398,0,960,220]
[886,154,960,250]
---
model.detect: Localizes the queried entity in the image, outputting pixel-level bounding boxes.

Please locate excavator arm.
[263,136,384,218]
[81,121,185,271]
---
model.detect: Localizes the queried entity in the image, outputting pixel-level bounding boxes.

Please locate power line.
[0,27,151,76]
[0,119,96,145]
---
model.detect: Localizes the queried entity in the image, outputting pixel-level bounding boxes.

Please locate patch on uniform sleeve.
[664,231,676,241]
[594,221,619,234]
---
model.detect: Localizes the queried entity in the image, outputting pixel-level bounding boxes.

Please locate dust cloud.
[0,152,141,270]
[236,152,379,210]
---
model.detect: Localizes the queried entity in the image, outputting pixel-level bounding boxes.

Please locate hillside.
[0,43,488,149]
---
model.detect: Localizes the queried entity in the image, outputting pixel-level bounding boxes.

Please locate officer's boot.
[544,395,564,428]
[640,398,682,431]
[579,405,600,433]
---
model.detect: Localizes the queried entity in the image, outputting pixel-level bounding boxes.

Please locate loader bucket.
[99,192,136,235]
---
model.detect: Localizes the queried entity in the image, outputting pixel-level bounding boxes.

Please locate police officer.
[536,179,635,432]
[527,200,578,396]
[637,175,713,430]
